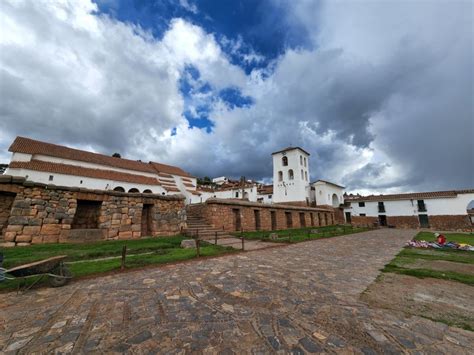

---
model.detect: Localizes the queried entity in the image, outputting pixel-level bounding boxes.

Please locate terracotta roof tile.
[9,137,156,174]
[346,189,474,202]
[150,162,193,178]
[9,160,159,186]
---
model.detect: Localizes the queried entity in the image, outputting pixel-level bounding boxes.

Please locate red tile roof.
[9,160,160,186]
[149,162,193,178]
[257,185,273,195]
[9,136,194,178]
[9,137,156,173]
[346,189,474,202]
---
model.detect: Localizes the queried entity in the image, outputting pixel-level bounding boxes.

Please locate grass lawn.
[382,231,474,285]
[415,231,474,244]
[234,224,371,243]
[0,236,235,291]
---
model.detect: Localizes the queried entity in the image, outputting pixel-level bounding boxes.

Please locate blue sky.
[97,0,308,133]
[0,0,472,194]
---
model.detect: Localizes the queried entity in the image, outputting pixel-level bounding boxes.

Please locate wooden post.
[196,239,200,257]
[288,233,291,243]
[215,231,218,245]
[307,230,310,240]
[121,245,127,271]
[241,236,244,251]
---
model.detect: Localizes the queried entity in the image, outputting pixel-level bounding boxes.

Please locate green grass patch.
[399,248,474,264]
[415,231,474,244]
[0,238,235,291]
[383,264,474,285]
[1,236,187,268]
[382,233,474,286]
[234,225,371,243]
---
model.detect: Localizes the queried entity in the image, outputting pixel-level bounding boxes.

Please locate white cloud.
[0,0,472,194]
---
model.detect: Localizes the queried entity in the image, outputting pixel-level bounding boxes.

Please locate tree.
[112,153,121,158]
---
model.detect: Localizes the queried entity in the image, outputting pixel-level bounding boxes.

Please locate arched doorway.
[113,186,125,192]
[332,193,339,207]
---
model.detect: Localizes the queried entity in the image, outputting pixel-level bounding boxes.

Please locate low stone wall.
[351,216,378,227]
[196,198,335,232]
[0,176,186,246]
[428,215,473,231]
[351,214,472,231]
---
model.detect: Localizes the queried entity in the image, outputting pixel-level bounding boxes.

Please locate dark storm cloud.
[0,0,472,194]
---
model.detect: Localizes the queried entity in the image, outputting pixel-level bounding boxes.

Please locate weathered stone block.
[4,232,17,242]
[118,231,133,239]
[181,239,196,248]
[28,218,42,226]
[6,225,23,232]
[15,234,32,243]
[42,235,59,243]
[31,235,43,244]
[41,224,61,235]
[23,226,41,235]
[8,216,29,225]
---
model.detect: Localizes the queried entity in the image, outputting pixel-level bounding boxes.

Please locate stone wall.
[0,176,186,246]
[0,192,16,237]
[195,199,335,232]
[350,214,473,231]
[428,215,473,231]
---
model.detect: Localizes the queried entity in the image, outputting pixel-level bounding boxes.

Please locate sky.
[0,0,472,195]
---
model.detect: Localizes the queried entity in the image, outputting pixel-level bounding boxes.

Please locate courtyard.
[1,229,473,353]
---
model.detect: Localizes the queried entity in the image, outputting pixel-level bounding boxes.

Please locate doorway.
[345,212,352,223]
[378,215,387,227]
[254,210,261,230]
[299,213,306,227]
[141,204,154,237]
[233,209,241,231]
[270,211,277,230]
[418,214,430,228]
[285,212,292,228]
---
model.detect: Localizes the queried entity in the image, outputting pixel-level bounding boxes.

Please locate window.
[378,202,386,213]
[360,213,366,217]
[128,188,139,193]
[268,195,272,199]
[300,155,303,165]
[319,190,322,195]
[113,186,125,192]
[417,200,427,212]
[49,175,54,181]
[305,171,308,181]
[301,169,304,179]
[80,180,83,184]
[358,202,365,207]
[235,192,239,198]
[278,171,283,181]
[282,156,288,166]
[304,157,307,167]
[288,169,294,180]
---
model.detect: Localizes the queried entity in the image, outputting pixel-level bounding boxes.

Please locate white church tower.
[272,147,311,204]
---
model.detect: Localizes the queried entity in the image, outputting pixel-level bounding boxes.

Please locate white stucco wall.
[273,149,310,203]
[313,182,345,207]
[345,193,474,216]
[6,168,166,194]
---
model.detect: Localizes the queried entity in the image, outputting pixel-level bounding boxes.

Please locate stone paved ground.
[1,229,473,353]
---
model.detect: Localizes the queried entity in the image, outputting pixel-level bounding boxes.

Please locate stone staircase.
[185,204,227,241]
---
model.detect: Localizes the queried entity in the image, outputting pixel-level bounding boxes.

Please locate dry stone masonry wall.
[0,176,186,246]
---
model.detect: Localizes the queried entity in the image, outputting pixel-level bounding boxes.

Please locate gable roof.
[346,189,474,202]
[313,179,345,189]
[271,146,310,156]
[149,161,193,178]
[9,136,193,178]
[9,160,160,186]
